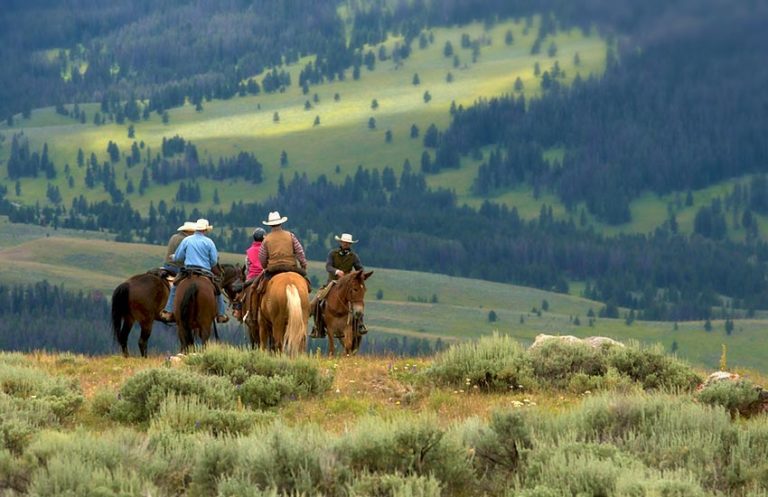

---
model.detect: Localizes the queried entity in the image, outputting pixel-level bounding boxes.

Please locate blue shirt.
[173,232,218,270]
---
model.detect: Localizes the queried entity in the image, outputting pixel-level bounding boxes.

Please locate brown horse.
[174,274,218,353]
[258,272,309,356]
[111,268,171,357]
[319,270,373,356]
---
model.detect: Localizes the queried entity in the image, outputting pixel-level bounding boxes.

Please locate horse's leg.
[342,324,355,356]
[138,319,153,358]
[327,331,336,357]
[117,318,134,357]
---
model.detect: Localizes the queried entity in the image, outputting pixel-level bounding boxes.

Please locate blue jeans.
[164,285,226,315]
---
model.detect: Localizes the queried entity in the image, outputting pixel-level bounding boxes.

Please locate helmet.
[252,227,266,241]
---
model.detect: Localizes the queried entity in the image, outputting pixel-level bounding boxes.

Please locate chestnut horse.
[320,270,373,356]
[174,274,218,353]
[258,272,309,356]
[111,268,171,357]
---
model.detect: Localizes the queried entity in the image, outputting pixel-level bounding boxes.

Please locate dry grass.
[24,349,595,433]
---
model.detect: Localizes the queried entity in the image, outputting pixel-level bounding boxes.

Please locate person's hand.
[335,269,344,277]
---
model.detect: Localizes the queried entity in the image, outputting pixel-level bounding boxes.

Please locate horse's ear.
[363,270,373,280]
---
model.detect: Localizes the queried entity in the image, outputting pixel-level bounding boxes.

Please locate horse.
[173,273,219,353]
[318,270,373,356]
[111,268,171,357]
[258,272,310,356]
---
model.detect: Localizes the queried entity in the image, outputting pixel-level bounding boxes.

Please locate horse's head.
[339,270,373,318]
[219,263,245,301]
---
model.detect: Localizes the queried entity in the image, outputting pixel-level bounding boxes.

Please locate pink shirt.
[245,241,264,280]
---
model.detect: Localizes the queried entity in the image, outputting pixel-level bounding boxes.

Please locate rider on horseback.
[162,221,196,276]
[232,227,265,321]
[309,232,368,338]
[159,218,230,324]
[247,211,308,325]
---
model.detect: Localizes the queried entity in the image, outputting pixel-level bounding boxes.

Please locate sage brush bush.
[110,368,235,423]
[150,394,274,436]
[423,334,535,391]
[695,379,762,417]
[184,346,333,404]
[335,415,473,495]
[528,340,607,389]
[0,363,83,454]
[607,341,702,391]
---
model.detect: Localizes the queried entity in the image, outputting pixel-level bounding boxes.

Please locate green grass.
[0,217,766,374]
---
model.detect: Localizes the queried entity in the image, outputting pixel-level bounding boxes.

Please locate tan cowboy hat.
[334,233,358,243]
[177,221,198,232]
[263,211,288,226]
[195,218,213,231]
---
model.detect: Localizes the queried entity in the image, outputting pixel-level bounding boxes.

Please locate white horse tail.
[283,284,306,356]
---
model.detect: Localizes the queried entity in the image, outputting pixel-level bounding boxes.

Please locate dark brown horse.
[174,274,218,353]
[258,272,310,356]
[319,270,373,356]
[111,268,171,357]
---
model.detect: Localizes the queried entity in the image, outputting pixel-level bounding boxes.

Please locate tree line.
[426,0,768,224]
[5,163,768,320]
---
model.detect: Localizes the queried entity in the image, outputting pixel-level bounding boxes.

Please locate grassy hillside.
[0,18,606,215]
[0,216,765,373]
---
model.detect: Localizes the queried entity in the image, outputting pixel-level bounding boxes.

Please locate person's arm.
[258,242,268,268]
[209,241,219,267]
[291,233,307,269]
[352,252,363,271]
[325,250,336,274]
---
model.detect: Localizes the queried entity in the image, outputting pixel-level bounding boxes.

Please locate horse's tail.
[283,284,306,355]
[111,282,130,341]
[179,281,198,344]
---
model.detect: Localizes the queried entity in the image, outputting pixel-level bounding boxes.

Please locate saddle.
[175,266,222,295]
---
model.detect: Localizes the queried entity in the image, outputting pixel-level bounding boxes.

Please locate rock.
[529,334,624,350]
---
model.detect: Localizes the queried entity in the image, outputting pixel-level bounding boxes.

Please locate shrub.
[607,342,702,391]
[335,415,473,494]
[26,429,159,496]
[695,379,762,417]
[423,334,535,391]
[528,339,607,389]
[184,346,333,397]
[110,368,235,423]
[189,423,333,496]
[150,394,274,436]
[347,473,443,497]
[0,364,83,420]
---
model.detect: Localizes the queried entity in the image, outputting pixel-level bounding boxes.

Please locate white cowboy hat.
[177,221,198,232]
[334,233,358,243]
[263,211,288,226]
[195,218,213,231]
